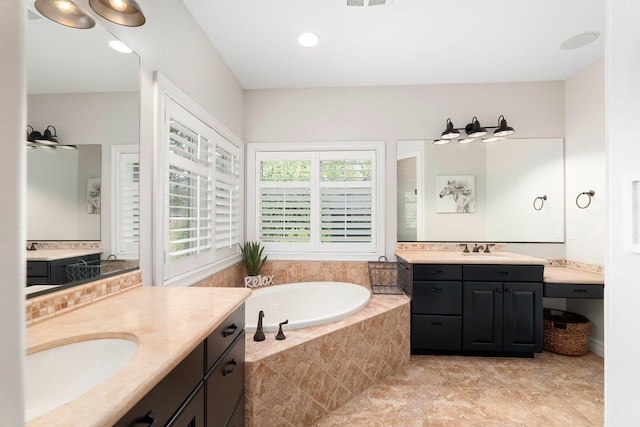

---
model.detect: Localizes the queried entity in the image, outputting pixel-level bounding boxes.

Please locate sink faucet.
[27,242,37,251]
[460,243,469,253]
[472,244,484,253]
[484,244,496,253]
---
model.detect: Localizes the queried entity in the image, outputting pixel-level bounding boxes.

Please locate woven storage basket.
[543,308,591,356]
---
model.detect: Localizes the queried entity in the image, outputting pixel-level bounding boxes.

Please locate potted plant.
[240,241,270,287]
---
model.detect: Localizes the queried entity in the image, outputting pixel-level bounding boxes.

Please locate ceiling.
[182,0,606,90]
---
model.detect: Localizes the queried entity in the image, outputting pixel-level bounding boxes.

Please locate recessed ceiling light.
[109,40,132,53]
[560,31,600,50]
[297,32,320,47]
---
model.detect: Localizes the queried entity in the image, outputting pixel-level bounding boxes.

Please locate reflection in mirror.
[26,1,140,298]
[397,138,564,243]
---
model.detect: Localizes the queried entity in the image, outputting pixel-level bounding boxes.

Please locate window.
[155,73,243,286]
[248,142,385,260]
[111,145,139,259]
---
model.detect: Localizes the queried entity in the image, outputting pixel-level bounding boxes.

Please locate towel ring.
[533,195,547,211]
[576,190,595,209]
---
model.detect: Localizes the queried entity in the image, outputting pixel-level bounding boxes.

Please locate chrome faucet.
[472,244,484,253]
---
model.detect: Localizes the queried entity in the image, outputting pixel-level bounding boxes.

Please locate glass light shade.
[433,139,451,145]
[458,138,475,144]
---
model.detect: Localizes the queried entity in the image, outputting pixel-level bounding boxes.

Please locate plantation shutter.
[165,99,214,280]
[319,157,373,243]
[214,134,241,250]
[112,148,139,259]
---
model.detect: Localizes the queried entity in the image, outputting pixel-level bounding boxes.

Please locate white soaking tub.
[244,282,371,332]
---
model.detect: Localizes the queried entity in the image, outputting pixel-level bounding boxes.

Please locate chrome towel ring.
[533,195,547,211]
[576,190,595,209]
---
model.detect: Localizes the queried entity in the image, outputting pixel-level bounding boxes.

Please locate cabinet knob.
[495,288,502,293]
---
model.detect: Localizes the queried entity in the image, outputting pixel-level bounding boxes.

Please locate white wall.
[28,92,139,254]
[73,0,245,285]
[605,0,640,423]
[244,81,565,259]
[0,1,25,424]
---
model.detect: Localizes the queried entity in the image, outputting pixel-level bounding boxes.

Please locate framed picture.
[436,175,475,213]
[87,177,101,214]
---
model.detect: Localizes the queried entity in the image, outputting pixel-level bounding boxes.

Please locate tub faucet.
[276,320,288,340]
[253,310,265,342]
[472,244,484,253]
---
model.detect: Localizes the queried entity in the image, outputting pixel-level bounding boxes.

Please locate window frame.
[246,141,385,261]
[154,73,244,287]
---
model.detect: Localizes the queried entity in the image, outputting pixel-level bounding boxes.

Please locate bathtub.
[245,282,371,332]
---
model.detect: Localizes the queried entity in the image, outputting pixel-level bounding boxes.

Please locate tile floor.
[313,351,603,427]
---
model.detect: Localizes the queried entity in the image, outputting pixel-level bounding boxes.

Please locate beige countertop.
[395,250,548,265]
[543,265,604,285]
[26,249,103,262]
[26,286,251,427]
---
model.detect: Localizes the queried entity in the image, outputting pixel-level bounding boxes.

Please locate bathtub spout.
[253,310,266,341]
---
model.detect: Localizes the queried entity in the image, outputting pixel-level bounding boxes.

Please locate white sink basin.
[462,253,511,260]
[25,337,138,421]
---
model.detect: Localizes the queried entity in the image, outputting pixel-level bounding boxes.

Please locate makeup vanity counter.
[26,285,251,427]
[543,265,604,299]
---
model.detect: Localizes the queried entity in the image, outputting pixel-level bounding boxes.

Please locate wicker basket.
[543,308,591,356]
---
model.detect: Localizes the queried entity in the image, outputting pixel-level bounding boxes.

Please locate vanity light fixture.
[432,115,516,145]
[34,0,96,29]
[89,0,146,27]
[26,125,77,150]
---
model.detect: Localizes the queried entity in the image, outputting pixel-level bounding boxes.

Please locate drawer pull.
[430,270,443,275]
[573,289,588,293]
[222,324,238,337]
[136,411,157,426]
[495,288,502,293]
[499,271,510,276]
[431,321,443,327]
[431,287,443,292]
[223,359,238,376]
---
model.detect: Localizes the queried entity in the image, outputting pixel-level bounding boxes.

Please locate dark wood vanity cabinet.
[409,263,544,356]
[26,253,100,285]
[116,305,245,427]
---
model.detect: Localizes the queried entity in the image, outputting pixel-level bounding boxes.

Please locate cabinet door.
[412,281,462,315]
[463,282,502,351]
[502,282,543,353]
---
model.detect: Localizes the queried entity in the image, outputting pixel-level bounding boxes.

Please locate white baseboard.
[590,337,604,357]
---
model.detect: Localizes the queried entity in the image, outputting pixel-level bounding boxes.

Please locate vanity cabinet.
[409,263,544,356]
[26,253,100,285]
[115,305,245,427]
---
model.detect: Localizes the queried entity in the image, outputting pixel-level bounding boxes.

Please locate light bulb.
[109,0,128,12]
[55,0,75,12]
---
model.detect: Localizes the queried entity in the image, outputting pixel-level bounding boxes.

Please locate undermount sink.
[462,253,511,260]
[25,337,138,421]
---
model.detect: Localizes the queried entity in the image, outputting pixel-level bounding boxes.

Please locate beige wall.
[244,81,566,259]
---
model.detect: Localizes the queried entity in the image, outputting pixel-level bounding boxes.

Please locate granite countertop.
[394,250,548,265]
[26,249,103,262]
[543,265,604,285]
[26,286,251,427]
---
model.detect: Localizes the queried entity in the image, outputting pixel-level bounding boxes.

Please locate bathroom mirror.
[26,1,140,297]
[397,138,564,243]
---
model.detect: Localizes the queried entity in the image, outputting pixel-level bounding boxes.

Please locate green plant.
[240,241,267,276]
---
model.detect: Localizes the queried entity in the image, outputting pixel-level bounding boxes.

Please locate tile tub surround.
[245,294,410,427]
[26,270,142,325]
[193,260,370,289]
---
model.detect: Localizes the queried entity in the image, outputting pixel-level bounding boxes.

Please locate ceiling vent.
[347,0,394,6]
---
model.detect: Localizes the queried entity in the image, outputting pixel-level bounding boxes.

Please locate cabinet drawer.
[413,264,462,281]
[226,396,245,427]
[206,306,245,371]
[463,265,543,282]
[411,314,462,351]
[412,281,462,315]
[26,261,48,277]
[544,283,604,299]
[206,331,245,427]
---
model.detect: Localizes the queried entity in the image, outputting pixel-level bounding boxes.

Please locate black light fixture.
[34,0,96,29]
[433,115,516,145]
[440,118,460,140]
[26,125,77,150]
[89,0,146,27]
